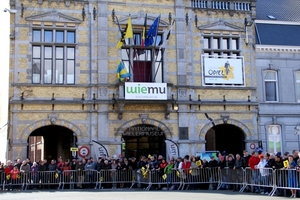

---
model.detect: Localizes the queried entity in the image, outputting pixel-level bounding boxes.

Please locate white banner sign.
[125,82,167,100]
[165,139,179,161]
[203,57,244,85]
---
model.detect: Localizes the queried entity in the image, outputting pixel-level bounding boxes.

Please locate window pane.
[44,60,52,84]
[67,31,75,43]
[213,38,219,49]
[155,35,162,46]
[33,30,41,42]
[296,82,300,102]
[32,59,41,83]
[67,48,74,59]
[134,34,141,45]
[33,46,40,58]
[264,71,276,80]
[56,60,63,84]
[56,47,63,59]
[44,30,53,42]
[45,47,52,58]
[67,60,75,84]
[296,71,300,80]
[203,38,209,48]
[232,38,238,50]
[56,31,64,43]
[265,82,277,101]
[222,38,228,49]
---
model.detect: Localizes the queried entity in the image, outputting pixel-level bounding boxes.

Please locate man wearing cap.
[273,152,284,196]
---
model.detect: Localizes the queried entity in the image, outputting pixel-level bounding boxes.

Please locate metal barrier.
[217,168,244,191]
[2,166,300,195]
[180,167,220,190]
[270,168,299,197]
[241,167,275,196]
[95,169,135,190]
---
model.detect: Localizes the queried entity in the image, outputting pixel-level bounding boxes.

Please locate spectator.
[75,159,84,189]
[287,155,297,198]
[248,151,260,193]
[256,155,268,195]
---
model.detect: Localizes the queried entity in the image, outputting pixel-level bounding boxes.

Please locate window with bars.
[32,29,76,84]
[191,0,251,11]
[122,33,163,83]
[203,35,240,57]
[264,70,278,102]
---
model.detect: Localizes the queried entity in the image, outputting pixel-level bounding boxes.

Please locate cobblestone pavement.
[0,189,287,200]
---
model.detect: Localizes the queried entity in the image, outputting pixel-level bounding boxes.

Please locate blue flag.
[116,60,131,82]
[145,16,160,47]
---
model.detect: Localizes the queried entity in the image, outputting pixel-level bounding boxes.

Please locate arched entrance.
[205,124,245,156]
[121,124,166,158]
[28,125,77,162]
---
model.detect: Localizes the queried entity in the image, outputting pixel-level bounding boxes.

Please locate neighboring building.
[7,0,258,162]
[255,0,300,153]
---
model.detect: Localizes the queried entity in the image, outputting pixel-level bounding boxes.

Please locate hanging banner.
[202,56,244,85]
[92,140,109,159]
[165,139,179,161]
[125,82,167,100]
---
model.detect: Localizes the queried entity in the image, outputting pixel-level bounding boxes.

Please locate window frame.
[295,71,300,102]
[31,28,76,85]
[263,70,279,102]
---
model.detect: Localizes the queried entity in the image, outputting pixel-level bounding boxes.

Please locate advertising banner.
[125,82,167,100]
[203,57,244,85]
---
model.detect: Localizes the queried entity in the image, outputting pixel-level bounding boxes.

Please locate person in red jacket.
[248,151,260,193]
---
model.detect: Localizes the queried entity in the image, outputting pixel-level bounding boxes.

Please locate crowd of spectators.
[0,149,300,197]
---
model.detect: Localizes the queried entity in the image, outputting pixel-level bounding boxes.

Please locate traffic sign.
[70,147,78,152]
[78,146,90,157]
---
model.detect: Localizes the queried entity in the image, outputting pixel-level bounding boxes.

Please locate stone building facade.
[7,0,258,162]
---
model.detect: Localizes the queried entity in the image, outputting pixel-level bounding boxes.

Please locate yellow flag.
[55,173,58,179]
[162,174,167,180]
[100,177,103,182]
[116,17,133,49]
[283,160,289,168]
[6,174,10,180]
[196,160,202,166]
[16,174,20,179]
[189,169,192,174]
[148,154,151,158]
[176,171,180,177]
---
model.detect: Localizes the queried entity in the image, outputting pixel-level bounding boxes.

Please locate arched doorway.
[28,125,77,162]
[121,124,166,158]
[205,124,245,156]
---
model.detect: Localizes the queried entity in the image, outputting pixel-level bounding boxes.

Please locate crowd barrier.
[1,167,300,196]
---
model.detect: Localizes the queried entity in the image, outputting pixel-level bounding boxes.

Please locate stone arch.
[20,118,84,142]
[115,118,173,141]
[199,118,251,140]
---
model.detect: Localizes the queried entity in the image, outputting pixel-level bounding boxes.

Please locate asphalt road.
[0,189,288,200]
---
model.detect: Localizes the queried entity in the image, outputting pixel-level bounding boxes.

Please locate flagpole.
[116,16,134,81]
[153,19,175,82]
[151,15,161,82]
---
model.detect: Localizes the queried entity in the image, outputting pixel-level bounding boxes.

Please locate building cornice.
[255,45,300,53]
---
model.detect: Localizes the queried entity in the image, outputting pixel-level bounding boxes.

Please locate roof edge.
[255,20,300,25]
